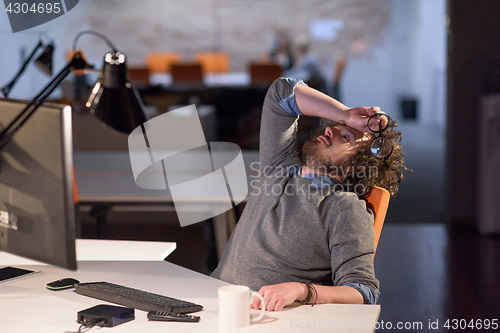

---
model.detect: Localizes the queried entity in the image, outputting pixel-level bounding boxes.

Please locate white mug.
[218,285,266,328]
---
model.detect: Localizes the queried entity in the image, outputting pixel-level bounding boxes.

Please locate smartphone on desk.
[0,266,41,283]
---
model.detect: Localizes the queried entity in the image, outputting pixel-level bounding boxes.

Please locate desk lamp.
[1,38,54,98]
[80,31,148,133]
[0,30,148,150]
[34,42,54,76]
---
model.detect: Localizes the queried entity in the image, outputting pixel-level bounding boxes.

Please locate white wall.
[342,0,446,129]
[415,0,447,129]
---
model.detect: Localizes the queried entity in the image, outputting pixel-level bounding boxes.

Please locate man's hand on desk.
[250,282,307,312]
[250,282,366,311]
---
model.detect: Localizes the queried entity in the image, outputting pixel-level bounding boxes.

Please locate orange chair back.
[146,52,181,73]
[72,166,79,203]
[195,52,230,73]
[364,186,390,256]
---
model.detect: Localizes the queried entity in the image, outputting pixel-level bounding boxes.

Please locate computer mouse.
[46,278,80,290]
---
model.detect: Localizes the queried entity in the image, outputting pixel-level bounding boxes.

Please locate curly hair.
[320,116,411,197]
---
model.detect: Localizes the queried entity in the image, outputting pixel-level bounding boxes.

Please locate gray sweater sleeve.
[327,194,379,291]
[258,78,305,170]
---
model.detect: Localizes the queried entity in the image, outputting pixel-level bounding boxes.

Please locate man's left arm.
[251,282,365,312]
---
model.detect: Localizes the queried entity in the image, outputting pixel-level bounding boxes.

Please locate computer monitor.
[0,98,77,270]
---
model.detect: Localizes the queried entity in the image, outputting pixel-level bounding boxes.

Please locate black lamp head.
[85,51,148,133]
[34,42,54,76]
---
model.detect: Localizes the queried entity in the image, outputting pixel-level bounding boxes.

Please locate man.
[211,77,408,311]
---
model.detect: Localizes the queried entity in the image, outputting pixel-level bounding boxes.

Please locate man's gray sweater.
[211,78,379,302]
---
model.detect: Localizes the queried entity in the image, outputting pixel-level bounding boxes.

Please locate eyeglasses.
[367,113,393,160]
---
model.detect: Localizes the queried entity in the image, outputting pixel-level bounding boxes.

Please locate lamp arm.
[72,30,118,53]
[1,41,43,98]
[0,52,90,151]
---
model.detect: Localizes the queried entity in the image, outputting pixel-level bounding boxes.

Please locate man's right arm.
[294,83,380,133]
[258,78,306,169]
[259,78,381,169]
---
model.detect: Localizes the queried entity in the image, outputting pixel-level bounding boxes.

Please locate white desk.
[74,151,259,259]
[0,239,177,265]
[0,261,380,333]
[149,72,251,87]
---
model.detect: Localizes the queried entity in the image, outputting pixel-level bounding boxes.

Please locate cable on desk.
[64,318,106,333]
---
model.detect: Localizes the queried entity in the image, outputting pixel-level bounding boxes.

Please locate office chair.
[195,52,230,73]
[171,62,203,83]
[249,62,283,84]
[127,67,151,87]
[364,186,390,256]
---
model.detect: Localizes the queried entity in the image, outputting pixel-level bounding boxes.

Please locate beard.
[301,137,337,176]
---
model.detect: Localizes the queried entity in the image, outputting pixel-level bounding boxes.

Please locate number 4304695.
[444,319,498,330]
[6,2,61,14]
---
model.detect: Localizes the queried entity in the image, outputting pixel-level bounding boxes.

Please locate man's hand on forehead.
[344,106,381,133]
[293,82,385,134]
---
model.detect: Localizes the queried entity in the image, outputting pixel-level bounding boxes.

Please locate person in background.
[285,34,327,94]
[268,29,295,71]
[329,54,347,102]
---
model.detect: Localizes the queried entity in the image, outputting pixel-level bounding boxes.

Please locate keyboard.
[74,282,203,314]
